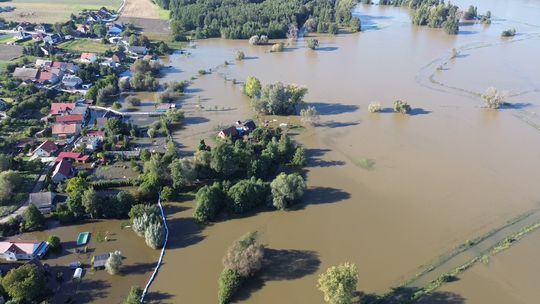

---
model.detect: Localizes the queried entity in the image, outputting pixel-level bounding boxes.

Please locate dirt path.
[120,0,160,19]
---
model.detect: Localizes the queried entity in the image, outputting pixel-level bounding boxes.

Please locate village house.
[35,59,52,68]
[32,140,57,157]
[62,75,83,89]
[111,52,125,63]
[218,126,239,139]
[34,24,50,33]
[51,123,81,139]
[56,151,90,163]
[29,192,56,214]
[80,53,98,63]
[32,33,46,42]
[70,104,90,120]
[50,103,76,116]
[0,241,49,261]
[51,159,73,182]
[14,22,32,32]
[43,34,63,45]
[107,23,124,36]
[52,61,79,73]
[87,130,105,139]
[74,136,102,152]
[13,31,32,42]
[127,46,149,56]
[36,70,61,85]
[55,114,85,124]
[12,67,39,82]
[76,24,91,36]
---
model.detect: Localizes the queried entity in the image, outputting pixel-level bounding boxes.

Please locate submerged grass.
[353,158,375,170]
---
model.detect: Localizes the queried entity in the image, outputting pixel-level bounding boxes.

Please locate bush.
[368,102,382,113]
[235,50,245,61]
[105,250,123,275]
[307,39,319,50]
[270,42,284,53]
[501,28,516,37]
[481,87,506,109]
[393,100,411,114]
[300,106,320,125]
[145,221,165,249]
[47,235,61,251]
[218,269,243,304]
[124,286,143,304]
[126,96,141,106]
[112,101,122,110]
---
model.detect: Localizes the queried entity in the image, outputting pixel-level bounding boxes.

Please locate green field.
[57,39,111,54]
[1,0,123,23]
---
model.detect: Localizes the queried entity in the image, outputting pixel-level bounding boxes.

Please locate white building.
[0,241,49,261]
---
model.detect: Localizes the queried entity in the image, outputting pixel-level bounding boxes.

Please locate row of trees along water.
[155,0,360,40]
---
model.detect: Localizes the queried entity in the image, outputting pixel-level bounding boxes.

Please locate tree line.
[166,0,361,40]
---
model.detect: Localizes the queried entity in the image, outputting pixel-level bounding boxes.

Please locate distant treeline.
[160,0,360,40]
[379,0,460,34]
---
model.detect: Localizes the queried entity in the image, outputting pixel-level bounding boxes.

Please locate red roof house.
[87,130,105,139]
[56,152,90,163]
[51,159,73,182]
[50,103,76,116]
[51,123,80,138]
[55,114,84,124]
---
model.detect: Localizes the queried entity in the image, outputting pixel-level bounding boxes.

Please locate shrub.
[393,100,411,114]
[307,39,319,50]
[112,101,122,110]
[501,28,516,37]
[218,269,243,304]
[145,221,165,249]
[126,96,141,106]
[105,250,123,275]
[124,286,143,304]
[47,235,61,251]
[270,42,284,53]
[248,35,259,45]
[481,87,506,109]
[300,106,320,125]
[368,102,382,113]
[235,50,245,61]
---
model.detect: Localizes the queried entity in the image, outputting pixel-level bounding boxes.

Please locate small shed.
[73,267,83,280]
[92,253,109,269]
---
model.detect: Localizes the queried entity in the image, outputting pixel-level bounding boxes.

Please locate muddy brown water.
[150,1,540,303]
[23,1,540,303]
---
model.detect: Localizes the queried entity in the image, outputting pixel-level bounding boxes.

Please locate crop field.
[0,44,23,61]
[0,0,123,23]
[57,39,111,54]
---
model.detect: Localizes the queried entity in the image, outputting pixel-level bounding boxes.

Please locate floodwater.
[150,1,540,303]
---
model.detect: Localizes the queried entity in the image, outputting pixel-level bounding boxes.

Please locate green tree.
[170,158,197,188]
[140,148,151,161]
[218,269,243,304]
[307,39,319,50]
[393,100,411,114]
[22,204,45,232]
[106,250,123,275]
[161,186,174,202]
[193,183,224,223]
[270,173,306,210]
[1,264,46,302]
[291,147,307,167]
[317,263,358,304]
[65,176,89,194]
[124,286,143,304]
[0,153,12,171]
[0,170,22,204]
[235,50,245,61]
[243,76,261,98]
[211,142,240,178]
[145,221,165,249]
[226,178,269,214]
[47,235,61,251]
[66,189,85,219]
[82,188,99,219]
[253,82,308,115]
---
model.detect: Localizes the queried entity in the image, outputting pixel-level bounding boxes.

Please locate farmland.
[0,0,123,23]
[57,39,112,54]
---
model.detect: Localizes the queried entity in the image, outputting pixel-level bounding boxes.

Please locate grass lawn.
[1,0,123,23]
[58,39,111,54]
[0,34,15,44]
[158,8,170,20]
[145,32,187,50]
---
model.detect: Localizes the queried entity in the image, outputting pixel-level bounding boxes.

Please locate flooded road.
[150,1,540,303]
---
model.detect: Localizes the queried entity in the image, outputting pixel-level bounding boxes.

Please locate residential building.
[80,53,98,63]
[14,22,32,32]
[43,34,63,45]
[127,46,148,56]
[218,126,239,139]
[36,70,61,84]
[107,23,124,36]
[0,241,49,261]
[32,33,45,42]
[34,24,49,33]
[32,140,57,157]
[76,24,91,35]
[35,59,52,68]
[111,52,125,63]
[13,67,39,82]
[13,31,32,41]
[74,136,101,152]
[51,123,81,138]
[29,192,56,214]
[156,103,175,113]
[71,104,90,120]
[51,159,73,182]
[55,114,84,124]
[87,130,105,139]
[50,103,76,116]
[52,61,79,73]
[56,152,90,163]
[62,75,83,88]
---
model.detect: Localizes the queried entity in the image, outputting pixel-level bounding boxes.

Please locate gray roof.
[70,104,88,115]
[13,67,39,79]
[93,253,110,267]
[29,192,56,208]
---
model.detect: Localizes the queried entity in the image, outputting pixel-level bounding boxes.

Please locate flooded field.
[149,1,540,303]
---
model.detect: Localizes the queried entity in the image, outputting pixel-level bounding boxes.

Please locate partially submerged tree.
[244,76,262,98]
[106,250,123,275]
[317,262,358,304]
[300,106,320,125]
[368,102,382,113]
[222,231,265,277]
[307,39,319,50]
[393,100,411,114]
[124,286,143,304]
[481,87,506,109]
[270,173,306,210]
[145,221,166,249]
[1,263,46,302]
